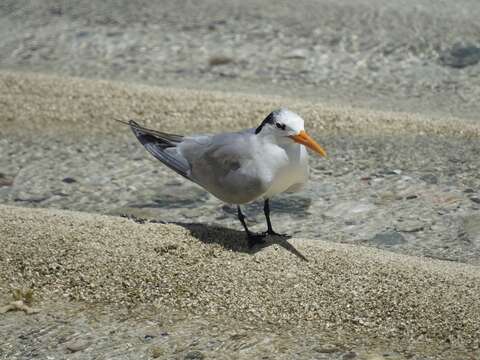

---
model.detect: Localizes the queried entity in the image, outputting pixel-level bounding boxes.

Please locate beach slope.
[1,204,479,358]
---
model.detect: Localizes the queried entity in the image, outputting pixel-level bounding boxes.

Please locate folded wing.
[126,120,193,181]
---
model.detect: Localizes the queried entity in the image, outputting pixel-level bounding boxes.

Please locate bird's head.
[255,108,327,157]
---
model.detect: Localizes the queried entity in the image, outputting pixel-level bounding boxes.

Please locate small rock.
[76,31,89,38]
[421,174,438,185]
[208,55,233,66]
[464,188,475,193]
[66,340,90,353]
[283,49,308,59]
[152,346,163,358]
[62,177,77,184]
[14,193,48,203]
[143,334,155,341]
[343,351,357,359]
[440,44,480,69]
[371,231,406,246]
[207,19,227,30]
[405,195,418,200]
[49,5,63,16]
[396,221,424,233]
[106,31,122,37]
[314,344,339,353]
[470,197,480,204]
[0,173,14,187]
[375,191,397,205]
[382,169,402,175]
[184,350,205,360]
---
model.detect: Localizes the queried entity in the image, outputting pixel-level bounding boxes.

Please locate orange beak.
[289,130,327,157]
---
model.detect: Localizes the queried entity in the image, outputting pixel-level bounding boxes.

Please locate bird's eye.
[276,123,286,130]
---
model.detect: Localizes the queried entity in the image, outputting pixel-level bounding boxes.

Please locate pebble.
[143,334,155,341]
[208,55,234,66]
[470,197,480,204]
[382,169,402,175]
[396,220,424,233]
[283,49,308,59]
[62,177,77,184]
[66,340,90,353]
[0,173,14,187]
[14,192,49,203]
[440,44,480,68]
[184,350,205,359]
[314,343,339,353]
[342,351,357,359]
[371,231,406,246]
[151,346,164,358]
[421,174,438,185]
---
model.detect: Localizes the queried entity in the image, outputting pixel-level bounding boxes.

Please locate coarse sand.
[1,71,479,139]
[1,204,480,357]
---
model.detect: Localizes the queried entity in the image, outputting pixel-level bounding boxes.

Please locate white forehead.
[274,108,304,129]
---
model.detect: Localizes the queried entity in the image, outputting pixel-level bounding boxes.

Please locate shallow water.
[0,301,423,360]
[2,133,480,265]
[1,0,480,120]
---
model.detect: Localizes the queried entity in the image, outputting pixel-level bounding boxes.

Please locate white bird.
[119,109,326,247]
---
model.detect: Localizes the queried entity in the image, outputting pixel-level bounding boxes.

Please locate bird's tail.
[116,119,192,180]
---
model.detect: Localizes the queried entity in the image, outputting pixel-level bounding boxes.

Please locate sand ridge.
[1,71,479,138]
[1,204,480,356]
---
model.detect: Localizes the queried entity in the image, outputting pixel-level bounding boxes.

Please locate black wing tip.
[114,118,141,127]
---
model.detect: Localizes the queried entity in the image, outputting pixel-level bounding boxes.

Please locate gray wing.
[179,131,270,203]
[124,120,193,182]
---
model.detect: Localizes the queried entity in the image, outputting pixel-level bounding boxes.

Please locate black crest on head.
[255,111,276,134]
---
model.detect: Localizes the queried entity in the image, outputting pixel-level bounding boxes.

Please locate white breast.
[262,143,309,199]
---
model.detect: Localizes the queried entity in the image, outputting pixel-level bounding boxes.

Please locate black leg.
[237,205,266,248]
[263,199,288,237]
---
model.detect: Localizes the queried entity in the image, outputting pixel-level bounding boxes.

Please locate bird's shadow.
[177,222,309,262]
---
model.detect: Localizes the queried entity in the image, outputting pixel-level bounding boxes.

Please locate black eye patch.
[276,123,286,130]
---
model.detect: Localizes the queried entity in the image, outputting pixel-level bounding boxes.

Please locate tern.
[119,109,326,247]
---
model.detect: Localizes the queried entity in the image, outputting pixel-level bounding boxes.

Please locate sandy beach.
[2,1,480,359]
[1,71,480,359]
[2,204,480,359]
